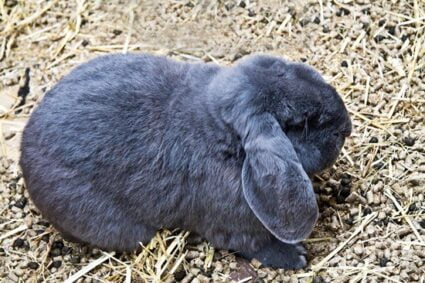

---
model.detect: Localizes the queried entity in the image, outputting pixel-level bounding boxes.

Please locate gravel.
[1,0,424,282]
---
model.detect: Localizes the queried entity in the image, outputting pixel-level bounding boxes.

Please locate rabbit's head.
[236,55,352,175]
[210,55,352,244]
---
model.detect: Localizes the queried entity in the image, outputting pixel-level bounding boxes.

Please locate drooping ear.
[239,113,318,243]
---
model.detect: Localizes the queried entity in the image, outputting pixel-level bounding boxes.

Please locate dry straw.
[0,0,424,282]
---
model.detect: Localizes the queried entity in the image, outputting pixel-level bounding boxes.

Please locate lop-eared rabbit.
[20,54,352,269]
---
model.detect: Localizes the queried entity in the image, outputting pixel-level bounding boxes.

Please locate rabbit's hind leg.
[53,213,157,252]
[91,220,157,252]
[237,238,307,269]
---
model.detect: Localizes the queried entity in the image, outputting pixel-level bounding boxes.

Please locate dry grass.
[1,0,424,282]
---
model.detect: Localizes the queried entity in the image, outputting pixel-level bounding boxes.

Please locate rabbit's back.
[20,54,244,250]
[22,54,190,199]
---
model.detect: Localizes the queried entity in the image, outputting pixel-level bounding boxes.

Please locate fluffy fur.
[20,53,351,269]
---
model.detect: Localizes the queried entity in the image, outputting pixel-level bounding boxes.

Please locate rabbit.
[20,53,352,269]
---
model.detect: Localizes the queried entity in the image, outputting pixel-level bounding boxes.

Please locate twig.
[123,1,136,54]
[0,225,28,241]
[385,189,424,244]
[312,212,377,272]
[65,252,115,283]
[388,84,408,118]
[0,0,58,37]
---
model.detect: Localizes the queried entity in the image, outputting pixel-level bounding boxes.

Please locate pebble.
[51,260,62,269]
[366,190,374,204]
[13,238,25,248]
[190,267,200,276]
[213,261,223,272]
[196,275,210,283]
[50,248,62,257]
[0,2,423,283]
[193,258,204,267]
[353,245,363,256]
[27,262,39,270]
[229,262,238,269]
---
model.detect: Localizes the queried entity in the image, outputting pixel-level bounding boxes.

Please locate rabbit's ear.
[240,113,318,243]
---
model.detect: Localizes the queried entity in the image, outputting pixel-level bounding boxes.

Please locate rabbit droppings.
[20,54,352,269]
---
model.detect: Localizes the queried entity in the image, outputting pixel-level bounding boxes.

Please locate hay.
[0,0,424,282]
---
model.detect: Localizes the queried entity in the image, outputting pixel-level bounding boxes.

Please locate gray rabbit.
[20,53,351,269]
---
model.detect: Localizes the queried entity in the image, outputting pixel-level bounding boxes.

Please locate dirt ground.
[1,0,424,282]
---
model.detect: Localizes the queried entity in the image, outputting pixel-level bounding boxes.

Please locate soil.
[0,0,424,282]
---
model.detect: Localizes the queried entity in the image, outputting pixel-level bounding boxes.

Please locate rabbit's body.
[21,54,351,269]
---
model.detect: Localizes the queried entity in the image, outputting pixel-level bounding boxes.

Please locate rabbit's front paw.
[238,239,307,269]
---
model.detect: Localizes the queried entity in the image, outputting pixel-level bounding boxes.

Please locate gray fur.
[20,53,351,269]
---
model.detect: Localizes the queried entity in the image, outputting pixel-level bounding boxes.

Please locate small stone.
[214,261,223,272]
[374,35,386,42]
[14,268,24,277]
[379,257,389,267]
[41,234,50,242]
[13,238,25,248]
[403,136,415,146]
[196,274,210,283]
[369,136,378,143]
[373,162,384,170]
[174,269,186,281]
[14,197,27,209]
[354,245,363,255]
[112,29,122,36]
[300,18,309,27]
[408,203,418,212]
[51,260,62,269]
[193,258,203,267]
[52,240,64,250]
[27,262,39,270]
[363,207,372,215]
[378,211,387,220]
[50,248,62,257]
[189,267,200,276]
[250,258,262,268]
[336,186,351,203]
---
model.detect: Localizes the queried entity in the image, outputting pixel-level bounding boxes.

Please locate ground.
[0,0,424,282]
